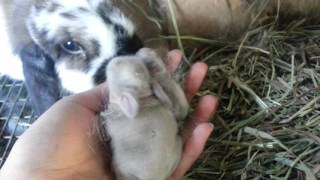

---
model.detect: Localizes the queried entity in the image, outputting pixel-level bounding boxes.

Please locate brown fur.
[132,0,320,40]
[269,0,320,19]
[159,0,251,38]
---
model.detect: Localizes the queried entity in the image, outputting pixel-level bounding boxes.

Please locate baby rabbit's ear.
[118,92,139,119]
[152,82,173,109]
[137,48,166,75]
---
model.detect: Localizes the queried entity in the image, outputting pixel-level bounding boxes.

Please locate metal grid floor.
[0,75,37,166]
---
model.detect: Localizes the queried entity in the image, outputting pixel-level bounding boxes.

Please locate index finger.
[165,49,182,74]
[165,50,208,102]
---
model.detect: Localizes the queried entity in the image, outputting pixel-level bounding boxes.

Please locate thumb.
[63,83,109,113]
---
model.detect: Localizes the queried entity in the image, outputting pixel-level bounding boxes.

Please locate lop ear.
[152,82,173,109]
[118,92,139,119]
[137,48,166,75]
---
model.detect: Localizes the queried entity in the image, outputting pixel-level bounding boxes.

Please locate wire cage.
[0,74,37,167]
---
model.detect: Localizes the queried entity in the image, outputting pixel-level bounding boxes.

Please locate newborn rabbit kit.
[99,49,189,180]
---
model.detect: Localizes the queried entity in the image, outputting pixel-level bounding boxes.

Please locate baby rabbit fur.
[100,48,189,180]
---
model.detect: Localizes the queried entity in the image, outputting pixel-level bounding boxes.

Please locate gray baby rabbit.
[137,48,189,122]
[99,49,189,180]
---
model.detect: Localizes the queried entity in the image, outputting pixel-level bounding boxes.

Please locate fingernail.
[208,122,214,129]
[170,49,182,56]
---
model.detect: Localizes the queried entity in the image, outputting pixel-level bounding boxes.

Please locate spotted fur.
[27,0,143,93]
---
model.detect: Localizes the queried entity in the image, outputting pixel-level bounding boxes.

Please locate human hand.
[0,82,113,179]
[166,51,218,180]
[0,50,218,180]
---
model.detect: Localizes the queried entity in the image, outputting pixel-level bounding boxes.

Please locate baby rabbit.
[99,49,189,180]
[137,48,189,122]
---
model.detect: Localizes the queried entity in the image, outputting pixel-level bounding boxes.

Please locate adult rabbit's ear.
[118,92,140,119]
[152,82,173,109]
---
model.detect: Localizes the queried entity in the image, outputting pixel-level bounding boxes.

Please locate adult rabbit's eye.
[60,40,83,55]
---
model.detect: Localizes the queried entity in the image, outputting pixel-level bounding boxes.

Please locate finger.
[182,95,218,141]
[63,83,109,113]
[184,63,208,101]
[170,123,214,180]
[165,49,182,74]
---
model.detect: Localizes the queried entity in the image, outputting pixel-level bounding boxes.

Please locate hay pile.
[131,0,320,178]
[174,20,320,179]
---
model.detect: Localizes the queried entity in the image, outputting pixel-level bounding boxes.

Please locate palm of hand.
[0,50,218,180]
